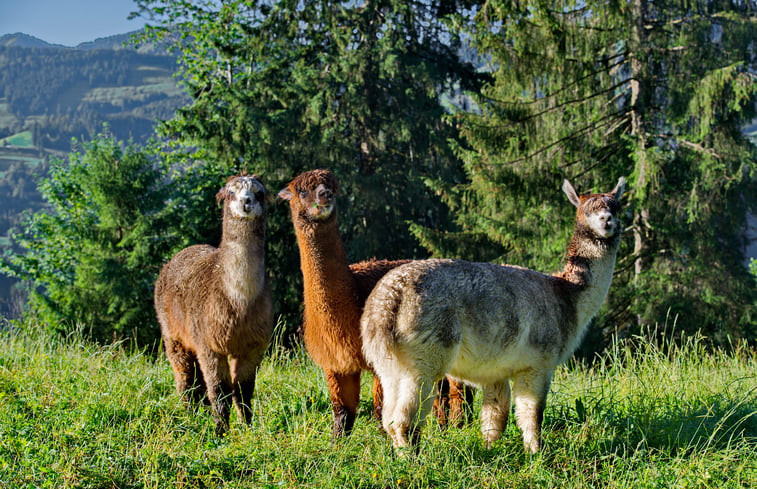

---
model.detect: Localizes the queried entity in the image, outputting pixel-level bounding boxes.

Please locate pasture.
[0,320,754,488]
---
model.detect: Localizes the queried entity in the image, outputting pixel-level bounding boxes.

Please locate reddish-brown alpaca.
[279,169,472,437]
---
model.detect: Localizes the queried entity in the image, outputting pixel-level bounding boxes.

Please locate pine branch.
[488,109,631,167]
[479,54,627,108]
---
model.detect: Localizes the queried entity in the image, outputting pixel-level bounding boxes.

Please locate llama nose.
[317,188,333,202]
[243,196,252,212]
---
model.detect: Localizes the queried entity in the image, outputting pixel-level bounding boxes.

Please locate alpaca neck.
[558,229,620,331]
[218,216,266,306]
[295,218,358,310]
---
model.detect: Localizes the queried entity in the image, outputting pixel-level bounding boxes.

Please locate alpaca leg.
[379,373,399,436]
[229,355,262,426]
[447,378,475,428]
[386,375,434,452]
[164,338,206,406]
[480,380,511,448]
[198,349,234,436]
[512,371,552,453]
[372,374,383,421]
[433,378,451,427]
[325,370,361,438]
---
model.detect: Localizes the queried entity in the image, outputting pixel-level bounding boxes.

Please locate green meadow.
[0,321,754,489]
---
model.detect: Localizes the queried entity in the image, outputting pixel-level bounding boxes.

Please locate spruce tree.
[1,135,173,344]
[133,0,483,329]
[414,0,757,347]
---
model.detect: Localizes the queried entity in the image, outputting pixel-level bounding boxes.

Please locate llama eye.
[299,190,309,199]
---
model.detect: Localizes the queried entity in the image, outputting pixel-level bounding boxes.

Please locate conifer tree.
[1,135,173,344]
[133,0,482,328]
[414,0,757,346]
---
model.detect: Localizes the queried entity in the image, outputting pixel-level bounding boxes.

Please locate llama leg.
[448,378,475,428]
[480,380,511,448]
[229,355,262,426]
[386,375,434,452]
[198,349,234,436]
[372,374,383,422]
[512,371,552,453]
[325,370,361,438]
[164,338,206,406]
[433,378,451,427]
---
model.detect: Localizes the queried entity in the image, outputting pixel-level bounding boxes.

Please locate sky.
[0,0,150,47]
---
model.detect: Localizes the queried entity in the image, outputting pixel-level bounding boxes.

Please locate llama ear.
[216,186,229,205]
[252,176,274,203]
[277,188,294,201]
[612,177,627,202]
[562,179,581,208]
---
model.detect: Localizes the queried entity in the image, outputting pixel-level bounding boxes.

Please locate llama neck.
[558,230,620,331]
[294,219,357,306]
[218,217,266,306]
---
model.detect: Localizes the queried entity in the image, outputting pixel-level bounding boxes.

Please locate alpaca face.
[223,176,268,220]
[582,195,622,239]
[278,169,339,223]
[563,177,626,240]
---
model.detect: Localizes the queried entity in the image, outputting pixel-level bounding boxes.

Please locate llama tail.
[360,276,405,376]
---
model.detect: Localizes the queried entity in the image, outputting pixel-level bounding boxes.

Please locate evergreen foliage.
[413,0,757,348]
[0,134,175,344]
[132,0,484,330]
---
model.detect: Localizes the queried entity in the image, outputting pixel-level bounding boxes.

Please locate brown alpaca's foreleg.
[198,349,234,436]
[326,370,361,438]
[433,378,451,427]
[229,355,261,426]
[164,338,207,406]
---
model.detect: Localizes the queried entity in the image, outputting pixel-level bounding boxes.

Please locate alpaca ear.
[278,188,294,201]
[612,177,627,202]
[216,187,229,205]
[252,176,274,203]
[562,179,581,208]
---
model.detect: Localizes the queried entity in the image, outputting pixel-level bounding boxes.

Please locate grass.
[0,321,754,489]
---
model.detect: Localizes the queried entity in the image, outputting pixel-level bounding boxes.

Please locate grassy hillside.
[0,321,754,488]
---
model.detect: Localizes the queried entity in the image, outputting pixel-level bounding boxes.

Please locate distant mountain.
[0,32,69,49]
[0,31,171,54]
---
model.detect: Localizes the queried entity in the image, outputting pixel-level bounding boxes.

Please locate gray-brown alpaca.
[361,177,626,453]
[154,174,274,435]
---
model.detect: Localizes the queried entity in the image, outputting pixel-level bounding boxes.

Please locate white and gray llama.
[361,177,626,453]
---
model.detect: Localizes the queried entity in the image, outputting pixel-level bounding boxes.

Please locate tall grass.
[0,320,754,488]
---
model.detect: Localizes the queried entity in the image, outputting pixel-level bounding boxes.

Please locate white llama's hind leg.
[386,372,438,452]
[481,380,511,448]
[512,370,553,453]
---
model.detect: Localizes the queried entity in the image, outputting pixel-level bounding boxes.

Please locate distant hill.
[0,30,188,318]
[0,32,70,49]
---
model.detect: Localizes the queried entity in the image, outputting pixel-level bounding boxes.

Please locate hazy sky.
[0,0,150,47]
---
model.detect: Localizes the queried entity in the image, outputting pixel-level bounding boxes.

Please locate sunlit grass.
[0,320,754,488]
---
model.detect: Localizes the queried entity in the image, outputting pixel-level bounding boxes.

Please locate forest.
[0,33,188,316]
[1,0,756,354]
